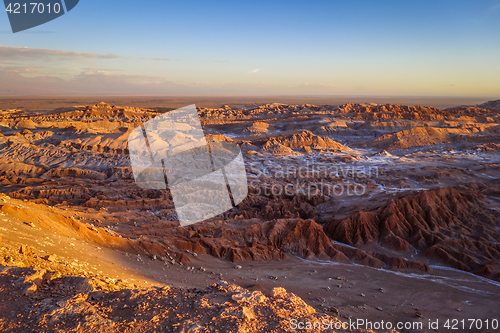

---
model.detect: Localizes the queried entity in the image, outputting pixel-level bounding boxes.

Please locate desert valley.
[0,98,499,332]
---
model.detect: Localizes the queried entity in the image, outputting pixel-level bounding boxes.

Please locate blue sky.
[1,0,500,96]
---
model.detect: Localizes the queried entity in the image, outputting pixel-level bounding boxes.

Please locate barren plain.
[0,98,499,332]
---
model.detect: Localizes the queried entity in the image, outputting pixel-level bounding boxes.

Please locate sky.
[1,0,500,96]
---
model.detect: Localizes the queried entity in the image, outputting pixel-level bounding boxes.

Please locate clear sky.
[1,0,500,96]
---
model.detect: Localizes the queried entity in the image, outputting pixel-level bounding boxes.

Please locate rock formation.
[324,186,500,280]
[0,265,349,333]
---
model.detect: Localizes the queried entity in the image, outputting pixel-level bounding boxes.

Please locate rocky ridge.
[0,265,353,333]
[324,185,500,281]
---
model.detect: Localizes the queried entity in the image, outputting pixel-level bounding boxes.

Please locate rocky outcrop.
[478,99,500,111]
[245,121,270,132]
[323,186,500,280]
[260,130,348,153]
[0,266,349,333]
[42,167,108,180]
[476,142,500,151]
[260,141,295,154]
[144,218,429,272]
[369,127,472,150]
